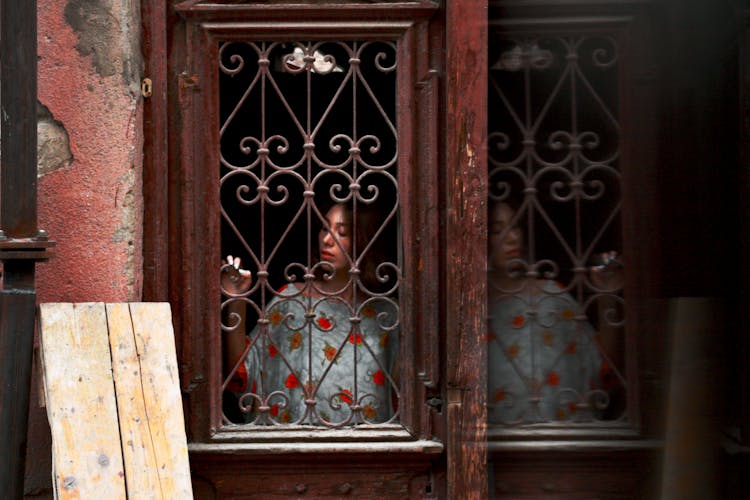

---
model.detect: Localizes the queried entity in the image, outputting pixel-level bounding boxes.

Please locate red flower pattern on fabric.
[494,388,506,402]
[361,305,377,318]
[269,309,284,326]
[373,370,386,386]
[268,344,279,358]
[363,404,377,420]
[566,342,577,354]
[289,331,303,350]
[285,373,300,389]
[270,404,280,417]
[226,366,247,392]
[512,315,525,328]
[349,332,363,345]
[323,343,338,361]
[339,388,353,405]
[317,316,332,330]
[379,332,389,347]
[546,371,560,386]
[506,343,520,359]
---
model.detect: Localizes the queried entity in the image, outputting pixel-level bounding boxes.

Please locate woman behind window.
[222,202,399,426]
[487,200,623,425]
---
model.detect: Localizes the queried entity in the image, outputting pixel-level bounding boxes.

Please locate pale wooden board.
[105,303,162,497]
[38,303,127,500]
[107,303,193,499]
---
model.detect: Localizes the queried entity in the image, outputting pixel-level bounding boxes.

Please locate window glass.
[218,41,401,427]
[487,35,626,426]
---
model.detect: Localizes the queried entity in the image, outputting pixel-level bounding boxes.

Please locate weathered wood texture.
[188,451,435,499]
[141,0,170,303]
[490,448,660,499]
[444,0,488,498]
[38,303,126,499]
[38,302,192,499]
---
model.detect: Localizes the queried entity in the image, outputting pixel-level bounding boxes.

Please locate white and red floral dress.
[232,283,399,426]
[487,280,610,424]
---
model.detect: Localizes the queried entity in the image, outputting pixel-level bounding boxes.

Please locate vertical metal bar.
[0,0,39,497]
[0,275,36,498]
[1,0,38,229]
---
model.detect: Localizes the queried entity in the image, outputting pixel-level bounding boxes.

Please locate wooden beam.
[444,0,488,498]
[38,303,126,499]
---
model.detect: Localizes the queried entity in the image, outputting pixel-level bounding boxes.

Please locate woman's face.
[488,202,522,271]
[319,204,352,272]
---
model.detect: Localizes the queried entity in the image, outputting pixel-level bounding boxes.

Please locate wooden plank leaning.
[38,302,193,499]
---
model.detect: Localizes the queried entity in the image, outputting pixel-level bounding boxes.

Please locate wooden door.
[141,1,488,497]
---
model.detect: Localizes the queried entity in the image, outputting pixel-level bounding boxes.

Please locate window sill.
[489,438,662,453]
[189,432,444,455]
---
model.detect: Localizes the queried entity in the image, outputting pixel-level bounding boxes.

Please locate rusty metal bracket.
[0,230,55,262]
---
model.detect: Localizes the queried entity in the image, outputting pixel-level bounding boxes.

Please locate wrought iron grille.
[487,35,626,426]
[218,41,401,428]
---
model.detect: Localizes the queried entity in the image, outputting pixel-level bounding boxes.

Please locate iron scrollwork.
[487,35,627,426]
[219,41,401,428]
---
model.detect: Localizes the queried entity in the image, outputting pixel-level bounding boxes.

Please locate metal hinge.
[426,396,443,413]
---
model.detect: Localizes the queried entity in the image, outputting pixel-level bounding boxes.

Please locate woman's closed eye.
[490,223,518,235]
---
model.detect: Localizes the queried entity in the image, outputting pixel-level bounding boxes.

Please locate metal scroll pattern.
[487,36,627,426]
[218,41,400,427]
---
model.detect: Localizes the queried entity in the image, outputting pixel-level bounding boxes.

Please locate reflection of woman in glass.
[487,200,623,425]
[221,202,398,426]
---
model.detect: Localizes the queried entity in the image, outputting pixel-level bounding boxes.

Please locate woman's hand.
[221,255,253,294]
[590,251,624,291]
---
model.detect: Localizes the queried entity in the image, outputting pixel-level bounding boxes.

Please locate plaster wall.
[25,0,144,496]
[36,0,143,303]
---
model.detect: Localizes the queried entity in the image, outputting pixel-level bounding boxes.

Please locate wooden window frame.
[161,1,444,448]
[487,16,639,442]
[485,4,667,494]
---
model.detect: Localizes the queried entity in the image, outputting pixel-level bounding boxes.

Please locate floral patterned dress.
[235,283,398,426]
[487,280,607,425]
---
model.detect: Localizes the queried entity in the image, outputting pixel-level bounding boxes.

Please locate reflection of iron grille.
[487,36,626,426]
[218,41,401,427]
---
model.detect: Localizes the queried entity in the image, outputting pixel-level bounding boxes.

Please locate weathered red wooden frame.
[485,2,667,497]
[143,1,489,496]
[170,0,444,447]
[485,16,643,442]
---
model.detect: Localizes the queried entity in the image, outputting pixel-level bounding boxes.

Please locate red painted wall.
[36,0,143,303]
